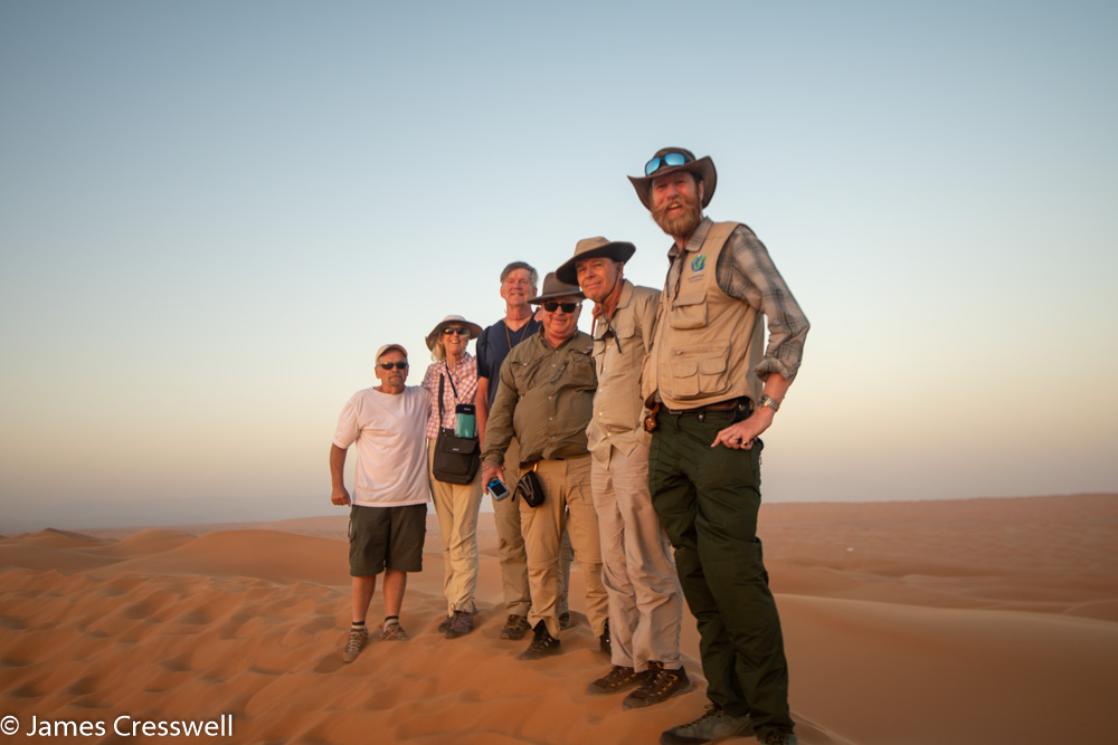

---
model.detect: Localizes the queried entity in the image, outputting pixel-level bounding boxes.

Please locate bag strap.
[443,361,461,402]
[437,371,446,424]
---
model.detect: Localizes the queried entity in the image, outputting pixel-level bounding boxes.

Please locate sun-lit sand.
[2,494,1116,744]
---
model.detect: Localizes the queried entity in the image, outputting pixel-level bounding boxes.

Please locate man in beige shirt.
[481,273,608,660]
[556,237,687,709]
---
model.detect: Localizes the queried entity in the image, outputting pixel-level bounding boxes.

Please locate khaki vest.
[643,221,764,410]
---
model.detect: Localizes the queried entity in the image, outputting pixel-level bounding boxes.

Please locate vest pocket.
[666,345,731,401]
[669,294,708,329]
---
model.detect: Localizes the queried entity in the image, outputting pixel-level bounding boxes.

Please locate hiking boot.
[517,620,560,660]
[558,611,572,630]
[437,615,452,634]
[445,610,474,639]
[380,620,409,641]
[500,614,531,640]
[599,619,611,656]
[758,732,798,745]
[623,662,692,709]
[342,626,368,663]
[659,705,753,745]
[586,665,640,695]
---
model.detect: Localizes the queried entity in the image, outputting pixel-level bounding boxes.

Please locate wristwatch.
[756,394,781,413]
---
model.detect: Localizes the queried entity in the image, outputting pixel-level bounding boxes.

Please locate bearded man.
[629,147,810,745]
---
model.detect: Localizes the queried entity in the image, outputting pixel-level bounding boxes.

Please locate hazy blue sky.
[2,1,1116,531]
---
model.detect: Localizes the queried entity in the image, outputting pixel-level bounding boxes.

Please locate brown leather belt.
[662,397,751,416]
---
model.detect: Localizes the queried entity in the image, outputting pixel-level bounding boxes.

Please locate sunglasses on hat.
[644,151,692,176]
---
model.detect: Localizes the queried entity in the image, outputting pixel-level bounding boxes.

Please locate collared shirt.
[476,317,543,409]
[482,329,596,468]
[665,217,809,382]
[587,280,659,463]
[421,352,479,439]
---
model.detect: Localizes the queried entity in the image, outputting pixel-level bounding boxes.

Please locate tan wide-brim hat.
[425,315,483,350]
[627,146,717,211]
[555,236,637,286]
[527,272,585,304]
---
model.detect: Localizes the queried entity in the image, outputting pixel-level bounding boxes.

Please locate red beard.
[652,193,702,238]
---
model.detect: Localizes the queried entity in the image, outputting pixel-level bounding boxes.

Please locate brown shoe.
[445,610,474,639]
[587,665,640,695]
[500,614,531,640]
[623,662,691,709]
[517,620,560,660]
[380,620,409,641]
[341,626,368,663]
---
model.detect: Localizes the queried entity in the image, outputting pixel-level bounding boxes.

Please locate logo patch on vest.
[690,255,706,272]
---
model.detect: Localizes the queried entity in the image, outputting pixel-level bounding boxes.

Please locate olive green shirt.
[586,280,659,465]
[482,329,596,468]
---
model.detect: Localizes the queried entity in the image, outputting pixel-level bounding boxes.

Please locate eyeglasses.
[379,361,409,370]
[442,327,469,336]
[543,301,580,313]
[598,319,623,354]
[644,151,691,176]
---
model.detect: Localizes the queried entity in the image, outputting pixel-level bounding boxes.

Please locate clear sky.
[2,1,1116,531]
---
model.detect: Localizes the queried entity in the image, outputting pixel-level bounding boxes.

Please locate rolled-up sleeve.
[717,225,810,381]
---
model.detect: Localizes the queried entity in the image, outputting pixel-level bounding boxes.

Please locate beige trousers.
[493,438,571,617]
[592,443,683,671]
[520,454,607,638]
[427,440,484,614]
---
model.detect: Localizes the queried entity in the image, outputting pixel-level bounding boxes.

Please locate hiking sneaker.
[517,620,560,660]
[758,732,798,745]
[623,662,692,709]
[558,611,573,630]
[587,665,640,695]
[500,614,532,640]
[437,615,453,634]
[380,620,409,641]
[342,626,368,663]
[445,610,474,639]
[659,705,753,745]
[599,619,611,656]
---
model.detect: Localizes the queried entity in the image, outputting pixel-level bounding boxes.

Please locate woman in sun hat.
[421,314,484,639]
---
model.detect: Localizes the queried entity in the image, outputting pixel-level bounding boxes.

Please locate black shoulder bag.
[432,366,480,484]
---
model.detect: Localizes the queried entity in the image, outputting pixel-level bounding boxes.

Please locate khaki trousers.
[492,438,571,617]
[520,454,607,638]
[592,443,683,672]
[427,440,484,614]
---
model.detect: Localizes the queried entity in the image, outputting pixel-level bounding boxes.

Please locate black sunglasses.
[644,151,691,176]
[543,301,580,313]
[442,327,469,336]
[379,361,409,370]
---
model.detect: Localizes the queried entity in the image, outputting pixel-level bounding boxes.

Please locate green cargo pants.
[648,407,793,735]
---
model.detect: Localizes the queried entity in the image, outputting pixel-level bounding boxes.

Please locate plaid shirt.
[665,217,810,381]
[421,353,479,439]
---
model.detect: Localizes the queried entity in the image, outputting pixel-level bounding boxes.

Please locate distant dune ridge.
[1,494,1116,744]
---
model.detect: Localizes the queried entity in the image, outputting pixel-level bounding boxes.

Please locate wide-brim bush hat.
[627,146,716,210]
[555,236,636,285]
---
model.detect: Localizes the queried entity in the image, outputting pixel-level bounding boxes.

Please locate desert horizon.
[3,492,1116,744]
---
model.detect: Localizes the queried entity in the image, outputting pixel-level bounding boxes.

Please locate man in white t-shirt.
[329,343,430,663]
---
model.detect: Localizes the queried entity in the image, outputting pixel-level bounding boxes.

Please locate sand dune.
[1,494,1116,744]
